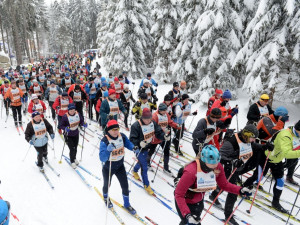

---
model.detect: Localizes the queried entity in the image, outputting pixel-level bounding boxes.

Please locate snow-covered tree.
[97,0,153,78]
[150,0,182,82]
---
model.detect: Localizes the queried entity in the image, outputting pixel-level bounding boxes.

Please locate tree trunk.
[20,0,31,61]
[11,12,22,65]
[0,15,6,53]
[6,28,13,65]
[35,24,41,60]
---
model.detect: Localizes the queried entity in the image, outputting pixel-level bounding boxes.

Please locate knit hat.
[50,80,55,85]
[143,79,150,84]
[101,77,106,82]
[147,73,152,77]
[68,103,76,110]
[180,80,186,86]
[106,119,119,132]
[4,80,8,84]
[119,75,123,79]
[103,91,109,97]
[181,94,189,101]
[140,93,148,100]
[158,103,168,111]
[109,73,113,77]
[0,199,10,225]
[88,76,94,81]
[31,94,38,100]
[75,85,81,90]
[173,82,179,87]
[201,145,220,164]
[109,89,116,96]
[222,89,232,99]
[274,106,288,117]
[65,73,70,77]
[62,92,68,97]
[210,108,222,119]
[124,84,129,90]
[215,89,223,95]
[101,82,108,87]
[242,124,258,141]
[142,108,152,119]
[295,120,300,131]
[32,111,40,118]
[114,77,119,82]
[164,94,172,101]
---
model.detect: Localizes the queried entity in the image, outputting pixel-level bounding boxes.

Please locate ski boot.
[71,162,77,169]
[209,192,222,207]
[224,216,239,225]
[74,159,80,166]
[144,185,154,195]
[272,201,289,214]
[104,198,113,208]
[163,168,174,177]
[286,176,299,186]
[132,171,141,181]
[124,205,136,215]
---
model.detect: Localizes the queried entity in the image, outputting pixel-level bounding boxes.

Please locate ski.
[16,126,21,135]
[80,132,89,142]
[40,170,55,189]
[20,126,24,133]
[145,216,158,225]
[63,155,101,181]
[64,158,92,188]
[94,187,126,225]
[43,159,60,177]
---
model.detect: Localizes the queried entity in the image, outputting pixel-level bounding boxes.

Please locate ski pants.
[35,144,48,167]
[175,198,203,225]
[147,140,171,170]
[172,123,185,152]
[49,101,56,120]
[88,98,97,120]
[285,158,298,178]
[133,149,150,186]
[102,162,129,196]
[65,135,79,163]
[123,103,130,128]
[11,105,22,126]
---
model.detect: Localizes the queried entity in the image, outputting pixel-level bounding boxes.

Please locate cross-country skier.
[139,73,158,88]
[99,120,138,214]
[206,89,223,116]
[120,84,136,130]
[25,111,55,172]
[45,80,62,120]
[132,93,157,120]
[85,77,99,121]
[28,94,47,118]
[138,79,158,102]
[69,85,87,120]
[110,77,124,99]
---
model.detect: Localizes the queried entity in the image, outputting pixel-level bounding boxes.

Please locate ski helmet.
[260,94,269,100]
[241,124,258,142]
[274,106,288,117]
[200,145,220,164]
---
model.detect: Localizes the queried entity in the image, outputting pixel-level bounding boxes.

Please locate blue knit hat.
[274,106,288,117]
[222,89,232,99]
[101,77,106,82]
[101,82,108,87]
[201,145,220,164]
[68,103,76,110]
[0,199,10,225]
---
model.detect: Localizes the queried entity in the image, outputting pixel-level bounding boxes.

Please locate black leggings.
[66,135,79,163]
[11,105,22,126]
[147,140,171,170]
[175,198,204,225]
[35,144,48,167]
[172,123,185,152]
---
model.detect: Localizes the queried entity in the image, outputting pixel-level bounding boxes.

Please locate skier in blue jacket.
[139,73,158,88]
[0,199,10,225]
[99,119,139,215]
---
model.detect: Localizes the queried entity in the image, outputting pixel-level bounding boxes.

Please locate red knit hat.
[109,89,116,96]
[142,108,152,119]
[215,89,223,95]
[114,77,119,82]
[106,120,119,132]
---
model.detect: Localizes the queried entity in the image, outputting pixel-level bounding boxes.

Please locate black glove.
[280,115,289,122]
[192,111,197,116]
[233,159,244,168]
[204,128,215,135]
[153,96,158,102]
[262,142,274,151]
[132,99,136,103]
[190,99,195,103]
[223,118,232,127]
[136,101,141,107]
[220,100,227,107]
[181,105,186,110]
[108,115,114,120]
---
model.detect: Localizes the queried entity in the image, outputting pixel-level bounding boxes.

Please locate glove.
[133,99,136,103]
[186,214,200,225]
[133,146,140,155]
[204,128,215,135]
[136,101,141,107]
[181,105,186,110]
[140,140,148,149]
[190,99,195,103]
[65,126,70,133]
[29,140,34,145]
[223,118,232,127]
[50,134,55,139]
[192,111,197,116]
[262,142,274,151]
[280,115,289,122]
[107,143,115,152]
[108,115,114,120]
[233,159,244,168]
[231,107,239,117]
[240,187,253,197]
[153,96,158,102]
[83,122,88,128]
[220,100,227,107]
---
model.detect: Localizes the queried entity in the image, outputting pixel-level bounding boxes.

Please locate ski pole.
[187,113,196,131]
[59,132,68,164]
[22,144,32,162]
[201,167,238,223]
[176,124,183,158]
[105,153,113,225]
[247,150,271,214]
[224,197,245,225]
[235,105,239,132]
[149,144,161,168]
[286,185,300,225]
[151,140,168,183]
[1,99,3,119]
[52,139,56,159]
[268,174,273,193]
[127,149,143,175]
[80,127,86,161]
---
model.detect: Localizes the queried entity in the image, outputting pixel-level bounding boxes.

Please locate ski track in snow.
[1,56,300,225]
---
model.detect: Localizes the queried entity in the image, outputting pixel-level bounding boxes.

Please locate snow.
[285,0,295,15]
[1,56,300,225]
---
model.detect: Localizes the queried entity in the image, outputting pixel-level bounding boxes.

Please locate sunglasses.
[261,99,269,102]
[210,116,221,119]
[112,128,119,131]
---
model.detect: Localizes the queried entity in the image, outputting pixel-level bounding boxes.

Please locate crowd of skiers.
[1,52,300,225]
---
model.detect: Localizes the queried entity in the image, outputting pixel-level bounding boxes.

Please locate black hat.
[62,92,68,97]
[119,74,123,79]
[173,82,179,87]
[140,93,148,100]
[164,94,172,101]
[181,94,189,101]
[210,108,222,119]
[88,76,94,81]
[75,85,81,90]
[295,120,300,131]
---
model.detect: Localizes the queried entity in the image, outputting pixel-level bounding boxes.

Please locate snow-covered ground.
[1,56,300,225]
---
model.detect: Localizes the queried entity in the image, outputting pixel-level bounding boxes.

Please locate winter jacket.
[132,100,157,119]
[25,118,54,147]
[67,84,85,94]
[28,100,47,117]
[257,114,284,141]
[52,96,73,116]
[110,82,124,99]
[137,86,156,100]
[0,84,10,97]
[139,78,158,87]
[29,84,44,96]
[120,90,136,107]
[247,101,274,123]
[100,98,126,127]
[209,99,233,118]
[129,119,165,149]
[151,110,179,144]
[168,89,181,103]
[267,127,300,163]
[174,161,241,218]
[69,89,87,102]
[173,102,192,125]
[206,95,220,116]
[61,78,75,90]
[85,82,98,100]
[4,87,24,107]
[99,132,134,167]
[0,199,10,225]
[60,111,84,137]
[45,86,62,102]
